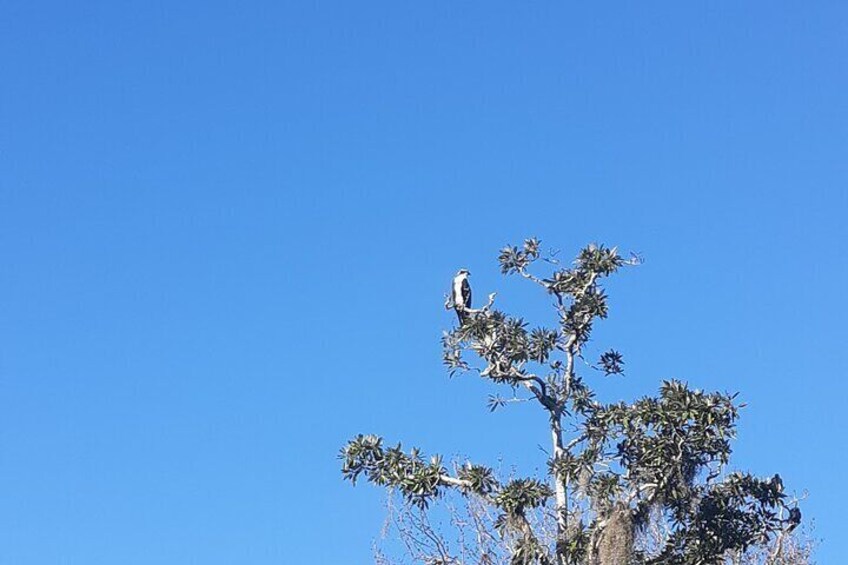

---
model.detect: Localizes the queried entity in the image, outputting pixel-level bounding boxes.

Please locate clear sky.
[1,1,846,563]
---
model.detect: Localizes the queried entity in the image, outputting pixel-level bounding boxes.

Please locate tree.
[341,239,808,564]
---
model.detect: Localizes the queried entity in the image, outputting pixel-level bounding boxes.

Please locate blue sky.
[1,1,846,563]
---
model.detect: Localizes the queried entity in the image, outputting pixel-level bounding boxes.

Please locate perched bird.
[451,269,472,323]
[771,474,784,494]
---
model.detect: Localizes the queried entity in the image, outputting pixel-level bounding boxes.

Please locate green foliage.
[340,435,445,508]
[457,463,498,496]
[598,349,624,376]
[498,238,542,275]
[587,381,740,516]
[649,472,793,564]
[494,479,553,516]
[342,239,804,564]
[341,435,553,522]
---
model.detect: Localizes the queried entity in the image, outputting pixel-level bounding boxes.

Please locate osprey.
[451,269,472,322]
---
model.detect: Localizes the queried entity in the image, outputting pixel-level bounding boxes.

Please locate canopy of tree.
[342,240,808,565]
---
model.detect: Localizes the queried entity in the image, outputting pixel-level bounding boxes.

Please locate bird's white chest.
[453,276,467,303]
[453,277,463,297]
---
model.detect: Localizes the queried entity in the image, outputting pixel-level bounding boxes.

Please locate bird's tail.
[455,307,468,325]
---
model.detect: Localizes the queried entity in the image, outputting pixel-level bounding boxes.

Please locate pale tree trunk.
[551,412,568,565]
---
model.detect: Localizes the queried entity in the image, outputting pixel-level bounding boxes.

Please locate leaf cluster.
[649,472,794,564]
[341,434,445,508]
[341,435,553,522]
[498,238,542,275]
[590,380,739,515]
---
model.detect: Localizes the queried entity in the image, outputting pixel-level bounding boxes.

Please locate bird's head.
[456,268,470,277]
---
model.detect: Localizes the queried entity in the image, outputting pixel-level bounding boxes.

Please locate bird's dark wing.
[461,278,471,308]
